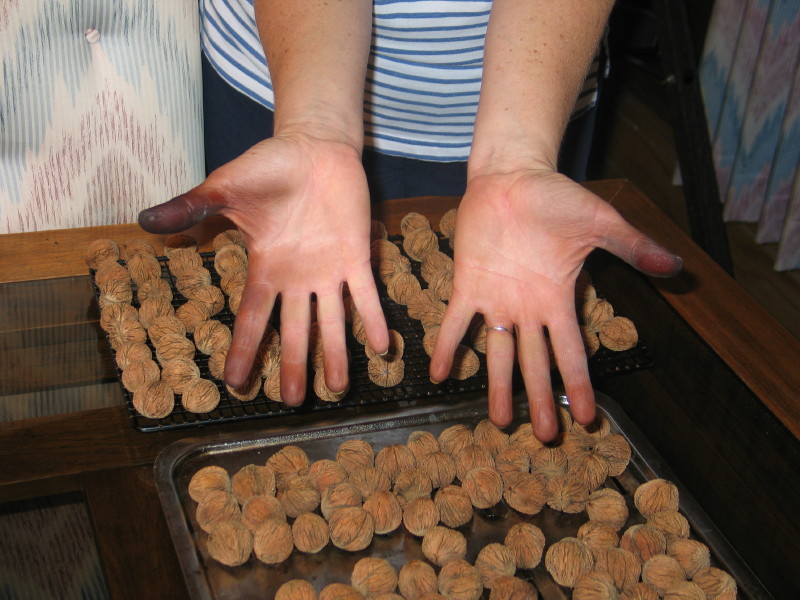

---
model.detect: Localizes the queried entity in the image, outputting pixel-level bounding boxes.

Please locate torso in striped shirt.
[201,0,599,162]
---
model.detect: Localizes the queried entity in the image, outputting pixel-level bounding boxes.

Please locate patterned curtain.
[0,0,204,234]
[700,0,800,271]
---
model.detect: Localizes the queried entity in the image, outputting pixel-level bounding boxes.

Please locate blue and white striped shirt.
[201,0,599,162]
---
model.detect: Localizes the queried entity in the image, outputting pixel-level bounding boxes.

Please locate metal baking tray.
[154,392,770,600]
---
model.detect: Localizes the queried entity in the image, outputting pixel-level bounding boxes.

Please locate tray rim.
[154,392,772,600]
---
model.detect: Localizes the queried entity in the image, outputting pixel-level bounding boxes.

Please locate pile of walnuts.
[187,412,737,599]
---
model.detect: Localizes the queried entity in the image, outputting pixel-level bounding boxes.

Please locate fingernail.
[430,377,441,385]
[378,349,390,357]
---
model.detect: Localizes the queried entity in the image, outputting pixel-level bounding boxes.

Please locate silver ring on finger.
[486,325,514,335]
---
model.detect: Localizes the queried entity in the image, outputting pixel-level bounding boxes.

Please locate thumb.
[138,185,225,234]
[597,217,683,278]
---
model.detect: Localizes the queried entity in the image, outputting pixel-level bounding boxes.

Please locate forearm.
[255,0,372,149]
[469,0,615,175]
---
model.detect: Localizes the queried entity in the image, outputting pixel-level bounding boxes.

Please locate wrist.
[467,135,559,180]
[274,111,365,155]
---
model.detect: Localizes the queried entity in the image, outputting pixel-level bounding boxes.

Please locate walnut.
[468,319,487,355]
[167,247,204,278]
[262,365,282,402]
[108,319,148,351]
[393,468,433,505]
[475,543,516,589]
[402,497,439,536]
[220,268,247,295]
[175,266,212,298]
[572,570,618,600]
[189,465,231,503]
[454,445,495,482]
[599,316,638,351]
[162,233,196,255]
[121,238,156,260]
[401,211,432,236]
[328,505,375,551]
[508,422,544,457]
[559,431,595,460]
[241,494,286,531]
[213,244,248,278]
[348,465,391,497]
[321,481,363,520]
[403,227,439,261]
[419,451,456,489]
[494,445,530,482]
[568,451,610,491]
[292,511,329,553]
[154,332,196,364]
[503,472,547,515]
[546,473,589,513]
[188,284,225,316]
[407,430,441,460]
[378,254,412,285]
[253,518,294,564]
[225,369,261,401]
[434,484,473,528]
[406,289,446,323]
[472,419,510,456]
[428,270,453,302]
[206,519,253,567]
[94,261,130,291]
[691,566,737,600]
[420,250,453,283]
[366,330,405,363]
[160,357,200,394]
[582,298,614,333]
[208,349,228,380]
[586,487,629,531]
[422,525,467,566]
[278,475,321,518]
[176,300,212,333]
[268,445,311,487]
[136,277,173,304]
[320,583,365,600]
[336,439,375,473]
[308,459,349,493]
[663,581,708,600]
[193,319,232,355]
[577,521,619,558]
[232,464,276,504]
[114,341,151,370]
[98,277,133,306]
[386,271,422,306]
[449,345,480,380]
[667,538,710,578]
[351,557,398,597]
[437,558,482,600]
[147,314,186,343]
[531,445,569,479]
[641,554,686,595]
[422,325,440,357]
[438,208,457,238]
[213,229,247,251]
[634,479,680,517]
[461,467,503,509]
[545,537,594,588]
[362,490,402,535]
[132,379,175,419]
[575,269,596,301]
[438,424,474,457]
[620,582,660,600]
[620,524,667,563]
[367,356,405,387]
[227,285,243,315]
[85,238,120,269]
[127,252,162,285]
[371,219,388,241]
[276,579,318,600]
[504,522,545,569]
[351,308,368,345]
[370,238,401,268]
[375,444,416,481]
[646,511,690,542]
[487,575,538,600]
[581,327,601,357]
[121,358,161,392]
[594,547,641,592]
[314,367,349,403]
[398,559,438,600]
[195,489,240,533]
[594,433,632,477]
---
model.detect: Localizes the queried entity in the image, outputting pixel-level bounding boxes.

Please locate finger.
[516,324,559,442]
[224,273,277,389]
[429,293,474,383]
[279,292,312,406]
[347,267,389,355]
[138,186,223,234]
[596,211,683,277]
[547,315,595,426]
[316,287,349,393]
[485,323,516,428]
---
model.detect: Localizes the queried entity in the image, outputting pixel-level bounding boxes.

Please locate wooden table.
[1,180,798,598]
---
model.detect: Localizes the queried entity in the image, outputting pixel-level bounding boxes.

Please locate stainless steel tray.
[154,392,770,599]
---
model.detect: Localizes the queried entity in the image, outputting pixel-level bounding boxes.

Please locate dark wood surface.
[1,180,798,598]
